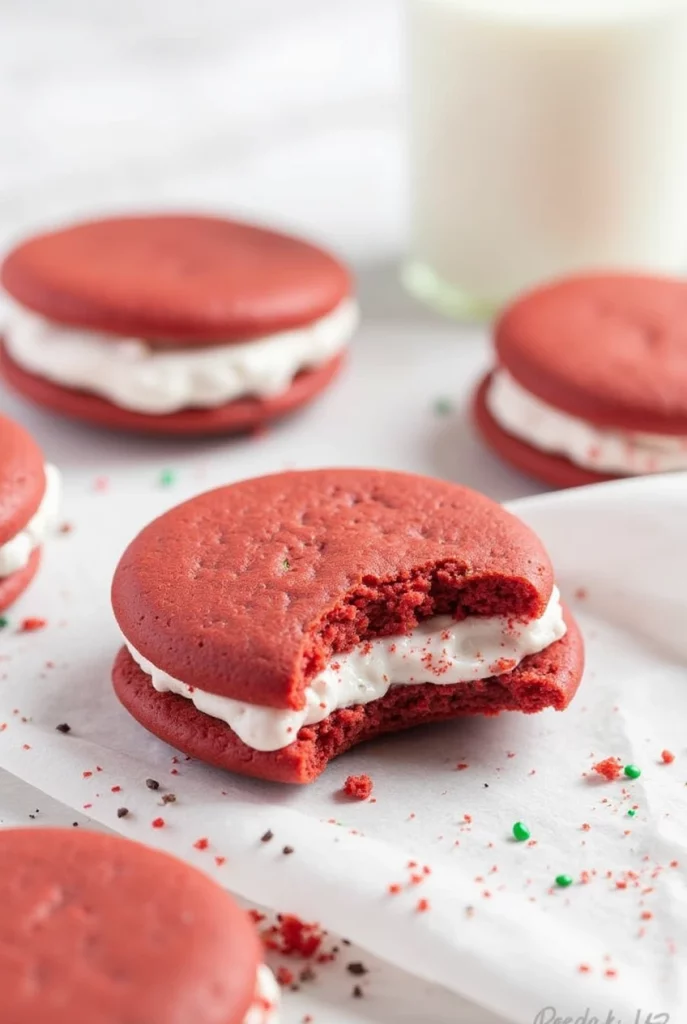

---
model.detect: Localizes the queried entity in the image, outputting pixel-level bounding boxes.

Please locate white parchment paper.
[1,469,686,1023]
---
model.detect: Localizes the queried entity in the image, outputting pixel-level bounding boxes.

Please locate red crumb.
[22,744,31,750]
[19,617,47,633]
[82,771,93,779]
[214,856,226,867]
[193,837,209,850]
[249,910,265,924]
[342,774,373,800]
[641,911,653,920]
[592,757,622,781]
[276,967,294,987]
[670,860,679,868]
[580,871,591,885]
[456,763,469,771]
[388,883,402,895]
[578,964,592,974]
[111,785,121,793]
[416,899,430,913]
[604,969,617,979]
[661,750,676,764]
[463,813,472,823]
[574,587,588,600]
[615,881,627,890]
[581,823,591,831]
[151,817,165,829]
[264,915,324,959]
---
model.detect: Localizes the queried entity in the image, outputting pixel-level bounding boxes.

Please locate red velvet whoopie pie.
[0,827,279,1024]
[111,468,583,784]
[0,413,60,612]
[475,273,687,487]
[1,214,357,435]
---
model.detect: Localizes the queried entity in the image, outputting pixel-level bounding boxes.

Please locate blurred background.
[1,1,401,267]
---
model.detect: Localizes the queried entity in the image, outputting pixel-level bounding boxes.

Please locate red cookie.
[111,468,584,783]
[474,274,687,486]
[0,827,275,1024]
[1,214,355,435]
[0,414,49,611]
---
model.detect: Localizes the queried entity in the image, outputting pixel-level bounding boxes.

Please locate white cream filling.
[487,368,687,475]
[243,965,280,1024]
[125,587,565,753]
[3,299,358,415]
[0,464,61,578]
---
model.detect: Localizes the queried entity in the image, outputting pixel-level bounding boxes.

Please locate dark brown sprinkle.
[353,985,364,999]
[145,778,160,790]
[289,984,300,993]
[347,962,368,976]
[483,783,489,788]
[260,830,274,843]
[29,814,36,820]
[55,723,71,734]
[341,938,352,946]
[117,807,130,818]
[72,822,79,827]
[161,793,177,804]
[299,967,316,984]
[282,845,294,855]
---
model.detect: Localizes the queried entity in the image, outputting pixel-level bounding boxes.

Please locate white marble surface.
[0,2,542,1020]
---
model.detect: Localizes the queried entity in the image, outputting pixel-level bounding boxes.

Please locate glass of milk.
[403,0,687,319]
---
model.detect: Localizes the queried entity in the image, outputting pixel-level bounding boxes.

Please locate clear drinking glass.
[404,0,687,320]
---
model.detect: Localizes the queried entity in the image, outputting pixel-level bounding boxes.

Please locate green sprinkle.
[512,821,530,842]
[433,397,454,417]
[627,808,637,817]
[0,617,7,630]
[624,764,642,780]
[282,558,291,571]
[159,468,176,487]
[555,874,573,888]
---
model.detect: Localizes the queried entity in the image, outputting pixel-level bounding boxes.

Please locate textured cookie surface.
[473,374,613,489]
[496,274,687,432]
[1,214,351,343]
[0,414,46,545]
[112,468,554,710]
[113,612,583,784]
[1,344,344,436]
[0,827,261,1024]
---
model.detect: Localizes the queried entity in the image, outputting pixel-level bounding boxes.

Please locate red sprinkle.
[661,749,676,764]
[581,823,591,831]
[151,817,165,829]
[592,757,622,781]
[342,774,373,800]
[82,771,93,779]
[641,911,653,920]
[578,964,592,974]
[19,617,47,633]
[276,967,294,987]
[416,898,430,913]
[388,883,402,895]
[111,785,121,793]
[214,856,226,867]
[193,837,209,851]
[455,763,469,771]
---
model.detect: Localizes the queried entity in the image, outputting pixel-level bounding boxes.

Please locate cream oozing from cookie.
[0,464,61,577]
[3,299,358,415]
[243,965,280,1024]
[487,368,687,475]
[125,586,566,752]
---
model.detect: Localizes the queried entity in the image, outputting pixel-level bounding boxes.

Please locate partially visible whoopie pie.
[0,214,357,435]
[475,274,687,487]
[0,827,280,1024]
[111,469,584,784]
[0,414,60,612]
